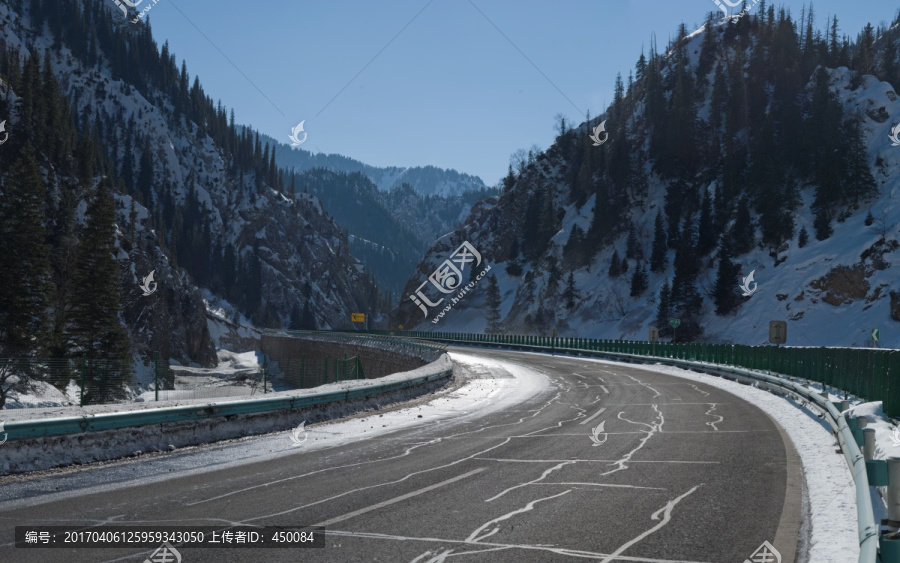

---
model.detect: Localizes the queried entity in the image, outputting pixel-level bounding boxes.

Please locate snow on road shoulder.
[0,353,550,488]
[575,357,859,563]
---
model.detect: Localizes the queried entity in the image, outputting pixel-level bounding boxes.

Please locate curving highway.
[0,346,802,562]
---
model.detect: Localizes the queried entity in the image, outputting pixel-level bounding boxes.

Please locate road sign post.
[649,327,659,355]
[668,318,680,342]
[769,321,787,346]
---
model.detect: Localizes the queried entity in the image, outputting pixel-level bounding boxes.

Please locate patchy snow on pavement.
[567,355,859,563]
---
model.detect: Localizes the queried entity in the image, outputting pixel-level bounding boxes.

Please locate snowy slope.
[395,13,900,348]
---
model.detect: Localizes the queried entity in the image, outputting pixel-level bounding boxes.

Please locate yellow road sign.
[351,313,365,323]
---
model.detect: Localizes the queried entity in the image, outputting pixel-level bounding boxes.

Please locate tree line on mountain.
[0,0,388,361]
[498,2,892,340]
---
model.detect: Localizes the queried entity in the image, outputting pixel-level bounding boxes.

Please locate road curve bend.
[0,346,802,563]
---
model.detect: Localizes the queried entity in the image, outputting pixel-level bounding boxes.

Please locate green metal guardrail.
[1,360,451,442]
[357,331,900,418]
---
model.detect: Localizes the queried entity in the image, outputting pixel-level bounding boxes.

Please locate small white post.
[864,428,876,461]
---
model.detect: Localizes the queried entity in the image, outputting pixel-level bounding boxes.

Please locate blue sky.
[140,1,895,186]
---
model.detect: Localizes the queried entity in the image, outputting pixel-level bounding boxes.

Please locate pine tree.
[626,224,642,260]
[813,207,833,240]
[484,274,502,333]
[300,301,316,330]
[650,212,668,272]
[608,250,622,277]
[843,115,876,204]
[713,238,740,315]
[67,180,130,363]
[630,263,648,297]
[0,145,54,355]
[697,188,716,256]
[562,272,578,310]
[288,304,302,330]
[798,226,809,248]
[655,280,672,338]
[731,197,754,254]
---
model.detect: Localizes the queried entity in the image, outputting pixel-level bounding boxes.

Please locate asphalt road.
[0,347,802,562]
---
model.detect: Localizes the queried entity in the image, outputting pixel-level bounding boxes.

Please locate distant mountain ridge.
[258,131,488,197]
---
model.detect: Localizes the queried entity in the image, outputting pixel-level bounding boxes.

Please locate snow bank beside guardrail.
[0,354,453,475]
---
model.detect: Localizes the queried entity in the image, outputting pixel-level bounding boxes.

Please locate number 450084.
[271,531,316,543]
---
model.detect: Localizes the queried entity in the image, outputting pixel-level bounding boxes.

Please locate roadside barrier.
[1,356,451,443]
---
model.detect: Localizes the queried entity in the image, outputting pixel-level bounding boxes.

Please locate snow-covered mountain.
[260,132,488,197]
[395,8,900,348]
[0,0,383,366]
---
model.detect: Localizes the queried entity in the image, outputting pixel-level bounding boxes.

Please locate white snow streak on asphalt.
[689,384,710,397]
[598,485,703,563]
[467,489,572,542]
[704,403,722,431]
[574,356,859,563]
[599,404,665,477]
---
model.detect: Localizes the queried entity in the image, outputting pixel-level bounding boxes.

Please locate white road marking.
[580,407,607,425]
[314,467,486,527]
[599,485,703,563]
[600,385,610,394]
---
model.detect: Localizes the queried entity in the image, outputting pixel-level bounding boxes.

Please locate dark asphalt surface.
[0,347,799,562]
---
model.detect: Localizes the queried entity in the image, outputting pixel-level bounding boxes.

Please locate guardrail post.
[889,458,900,528]
[841,399,849,412]
[864,428,876,461]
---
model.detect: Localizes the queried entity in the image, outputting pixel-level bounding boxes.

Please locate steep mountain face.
[263,131,488,197]
[396,8,900,348]
[0,0,381,368]
[293,168,495,302]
